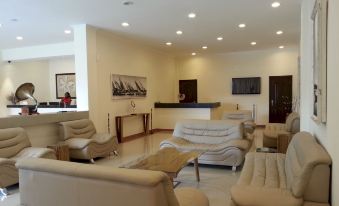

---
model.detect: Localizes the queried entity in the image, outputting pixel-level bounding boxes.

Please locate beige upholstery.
[222,110,256,134]
[0,127,56,188]
[160,119,251,168]
[263,112,300,147]
[230,132,331,206]
[16,158,209,206]
[59,119,118,160]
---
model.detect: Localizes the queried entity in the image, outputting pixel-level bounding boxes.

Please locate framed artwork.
[111,74,147,99]
[311,0,327,123]
[55,73,76,99]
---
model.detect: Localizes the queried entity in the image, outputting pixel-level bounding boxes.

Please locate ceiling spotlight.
[279,45,285,49]
[176,30,183,35]
[251,42,257,45]
[16,36,23,40]
[276,30,283,35]
[202,46,208,49]
[121,22,130,27]
[272,2,281,8]
[166,42,172,46]
[217,37,223,41]
[188,13,196,18]
[238,24,246,28]
[191,52,197,56]
[123,1,134,6]
[64,30,72,34]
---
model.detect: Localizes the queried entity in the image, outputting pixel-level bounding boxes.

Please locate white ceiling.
[0,0,301,55]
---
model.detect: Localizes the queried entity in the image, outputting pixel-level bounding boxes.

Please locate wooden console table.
[115,113,150,143]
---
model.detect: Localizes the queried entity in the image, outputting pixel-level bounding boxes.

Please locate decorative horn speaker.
[15,83,38,114]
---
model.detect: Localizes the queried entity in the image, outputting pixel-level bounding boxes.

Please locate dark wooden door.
[179,80,197,103]
[269,75,292,123]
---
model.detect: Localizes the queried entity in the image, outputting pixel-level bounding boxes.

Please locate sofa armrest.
[231,185,302,206]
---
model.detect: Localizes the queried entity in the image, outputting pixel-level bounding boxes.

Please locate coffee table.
[122,147,202,184]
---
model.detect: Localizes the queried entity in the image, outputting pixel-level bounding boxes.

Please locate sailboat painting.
[111,74,147,99]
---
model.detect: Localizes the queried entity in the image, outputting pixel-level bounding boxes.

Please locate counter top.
[7,105,77,108]
[154,102,221,108]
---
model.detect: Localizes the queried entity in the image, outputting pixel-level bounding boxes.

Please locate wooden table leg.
[143,114,150,135]
[115,117,122,143]
[194,158,200,182]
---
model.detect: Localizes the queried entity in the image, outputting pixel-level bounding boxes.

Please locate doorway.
[179,79,197,103]
[269,75,293,123]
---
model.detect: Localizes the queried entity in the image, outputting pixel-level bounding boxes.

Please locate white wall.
[88,30,176,136]
[300,0,339,204]
[48,57,75,102]
[176,47,299,125]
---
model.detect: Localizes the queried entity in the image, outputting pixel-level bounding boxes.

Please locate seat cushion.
[175,188,209,206]
[0,158,18,188]
[11,147,56,161]
[65,133,114,150]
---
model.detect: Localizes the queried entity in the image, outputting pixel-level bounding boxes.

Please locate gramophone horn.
[15,83,38,113]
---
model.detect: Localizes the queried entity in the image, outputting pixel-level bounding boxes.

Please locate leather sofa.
[263,112,300,148]
[160,119,251,170]
[59,119,118,162]
[230,132,331,206]
[222,110,256,134]
[16,158,209,206]
[0,127,56,189]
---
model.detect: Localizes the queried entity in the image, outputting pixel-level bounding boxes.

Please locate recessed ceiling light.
[272,2,281,8]
[276,30,283,35]
[123,1,134,6]
[188,13,196,18]
[121,22,130,27]
[166,42,172,46]
[279,45,285,49]
[217,37,223,41]
[202,46,208,49]
[176,30,183,35]
[64,30,72,34]
[238,24,246,28]
[191,52,197,56]
[16,36,23,40]
[251,42,257,45]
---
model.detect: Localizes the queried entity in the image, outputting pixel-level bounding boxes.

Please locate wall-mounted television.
[232,77,261,95]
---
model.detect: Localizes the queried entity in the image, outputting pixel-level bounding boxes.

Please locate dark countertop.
[7,105,77,108]
[154,102,221,108]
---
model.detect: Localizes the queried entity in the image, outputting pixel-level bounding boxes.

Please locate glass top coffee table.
[121,147,202,184]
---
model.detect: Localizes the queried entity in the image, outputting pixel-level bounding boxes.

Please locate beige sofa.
[230,132,331,206]
[59,119,118,162]
[222,110,256,134]
[16,158,209,206]
[160,119,251,170]
[0,127,56,189]
[263,112,300,148]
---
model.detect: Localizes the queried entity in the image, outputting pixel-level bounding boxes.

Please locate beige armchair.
[16,158,209,206]
[59,119,118,162]
[263,112,300,148]
[0,127,56,191]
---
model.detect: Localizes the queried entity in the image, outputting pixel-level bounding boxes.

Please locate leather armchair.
[263,112,300,148]
[59,119,118,162]
[0,127,56,189]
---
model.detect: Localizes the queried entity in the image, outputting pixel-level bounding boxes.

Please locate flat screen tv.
[232,77,261,95]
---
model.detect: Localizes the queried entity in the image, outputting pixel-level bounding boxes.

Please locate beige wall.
[175,47,299,125]
[88,30,176,136]
[300,0,339,204]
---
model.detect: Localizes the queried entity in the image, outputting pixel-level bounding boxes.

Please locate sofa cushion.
[175,188,209,206]
[59,119,96,140]
[0,127,31,158]
[285,112,300,133]
[65,133,113,150]
[173,119,243,144]
[11,147,56,161]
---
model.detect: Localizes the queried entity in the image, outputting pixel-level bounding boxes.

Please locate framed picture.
[111,74,147,99]
[311,0,327,123]
[55,73,76,99]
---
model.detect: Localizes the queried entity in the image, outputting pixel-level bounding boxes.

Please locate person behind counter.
[60,92,72,106]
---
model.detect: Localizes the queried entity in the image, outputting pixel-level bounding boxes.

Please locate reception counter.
[153,102,222,129]
[7,104,77,115]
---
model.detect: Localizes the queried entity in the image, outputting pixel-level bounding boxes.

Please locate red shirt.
[61,97,72,105]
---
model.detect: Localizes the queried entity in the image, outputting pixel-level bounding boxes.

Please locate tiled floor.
[1,129,263,206]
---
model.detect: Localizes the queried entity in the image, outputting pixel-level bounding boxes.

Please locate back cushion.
[0,127,31,158]
[222,110,253,121]
[173,119,243,144]
[285,132,331,198]
[59,119,96,140]
[285,112,300,133]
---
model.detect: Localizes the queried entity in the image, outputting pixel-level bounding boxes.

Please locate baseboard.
[151,128,174,133]
[256,125,265,128]
[122,132,147,143]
